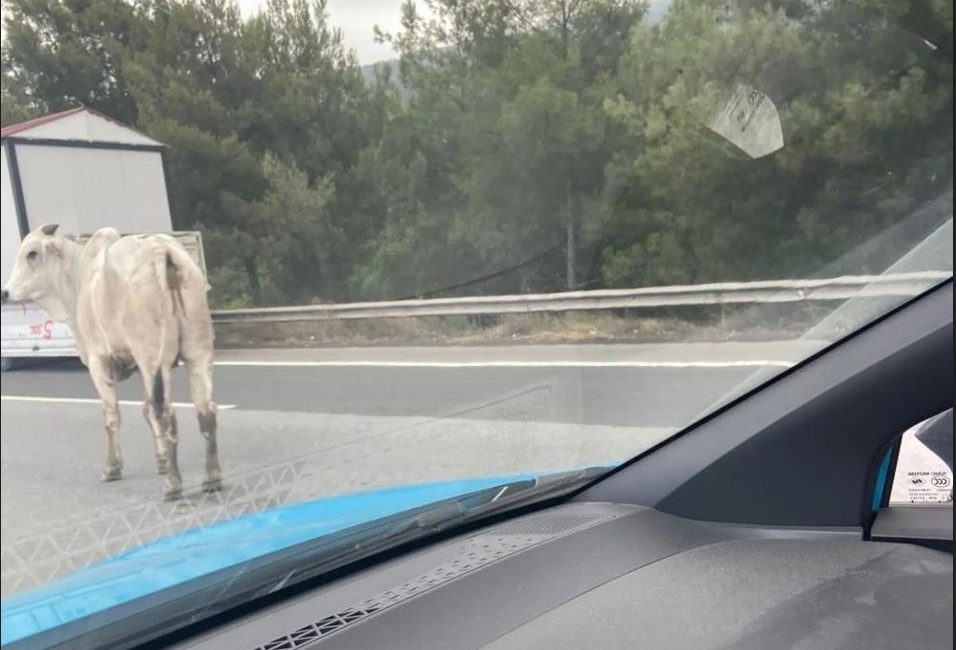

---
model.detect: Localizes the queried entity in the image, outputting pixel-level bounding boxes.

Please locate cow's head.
[1,224,72,320]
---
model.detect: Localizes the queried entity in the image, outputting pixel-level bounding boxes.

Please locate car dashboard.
[171,501,953,650]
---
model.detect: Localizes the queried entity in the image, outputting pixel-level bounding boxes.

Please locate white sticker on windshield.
[706,83,784,159]
[890,422,953,505]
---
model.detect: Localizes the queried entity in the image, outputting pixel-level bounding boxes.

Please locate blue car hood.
[1,473,542,646]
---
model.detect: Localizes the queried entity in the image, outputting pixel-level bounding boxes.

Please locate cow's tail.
[165,252,187,316]
[151,247,181,386]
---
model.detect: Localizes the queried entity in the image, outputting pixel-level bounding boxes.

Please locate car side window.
[889,409,953,506]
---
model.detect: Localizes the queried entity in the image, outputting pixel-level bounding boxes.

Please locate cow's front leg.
[89,357,123,481]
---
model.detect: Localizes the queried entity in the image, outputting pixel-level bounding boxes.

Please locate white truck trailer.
[1,107,202,366]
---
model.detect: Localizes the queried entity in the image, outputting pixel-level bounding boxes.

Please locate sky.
[235,1,670,64]
[236,0,409,64]
[0,0,410,62]
[2,0,671,64]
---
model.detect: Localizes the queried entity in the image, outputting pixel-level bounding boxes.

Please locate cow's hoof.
[163,487,183,501]
[101,467,123,482]
[202,477,223,493]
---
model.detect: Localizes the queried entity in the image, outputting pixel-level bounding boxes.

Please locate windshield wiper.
[385,467,607,536]
[25,466,608,650]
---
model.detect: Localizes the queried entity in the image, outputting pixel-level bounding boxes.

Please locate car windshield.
[0,0,953,646]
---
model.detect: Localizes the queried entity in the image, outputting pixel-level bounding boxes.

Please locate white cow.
[1,224,221,500]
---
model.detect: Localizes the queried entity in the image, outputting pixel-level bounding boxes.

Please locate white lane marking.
[213,360,795,369]
[0,395,236,409]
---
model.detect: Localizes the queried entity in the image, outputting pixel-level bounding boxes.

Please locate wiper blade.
[355,467,607,555]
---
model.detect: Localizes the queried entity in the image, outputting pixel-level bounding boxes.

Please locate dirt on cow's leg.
[101,407,123,482]
[143,402,168,475]
[142,367,183,500]
[156,369,183,500]
[187,357,222,492]
[89,357,123,482]
[161,411,183,500]
[198,409,221,492]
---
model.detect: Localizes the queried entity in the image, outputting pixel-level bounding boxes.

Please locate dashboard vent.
[492,514,603,536]
[252,513,608,649]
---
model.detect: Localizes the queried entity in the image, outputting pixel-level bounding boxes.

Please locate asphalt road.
[3,359,760,425]
[1,342,810,596]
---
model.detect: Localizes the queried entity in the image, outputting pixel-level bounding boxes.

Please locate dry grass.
[213,299,830,349]
[214,311,726,348]
[449,312,697,344]
[216,315,469,348]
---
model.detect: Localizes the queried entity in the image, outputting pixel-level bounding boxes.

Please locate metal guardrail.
[210,271,951,324]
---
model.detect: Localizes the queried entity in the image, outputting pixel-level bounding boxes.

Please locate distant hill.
[360,59,411,100]
[360,59,397,83]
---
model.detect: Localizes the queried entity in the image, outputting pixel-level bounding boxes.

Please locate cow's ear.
[40,224,59,236]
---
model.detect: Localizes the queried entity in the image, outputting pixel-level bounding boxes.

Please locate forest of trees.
[2,0,952,307]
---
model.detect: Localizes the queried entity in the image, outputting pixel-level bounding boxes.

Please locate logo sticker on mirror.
[890,413,954,505]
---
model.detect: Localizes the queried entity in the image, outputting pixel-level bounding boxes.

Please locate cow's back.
[103,235,200,281]
[76,233,211,366]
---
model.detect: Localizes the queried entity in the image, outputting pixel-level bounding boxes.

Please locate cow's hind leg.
[186,355,221,492]
[141,364,182,500]
[143,401,168,475]
[89,357,123,481]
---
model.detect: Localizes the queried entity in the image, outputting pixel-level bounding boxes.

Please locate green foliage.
[2,0,952,303]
